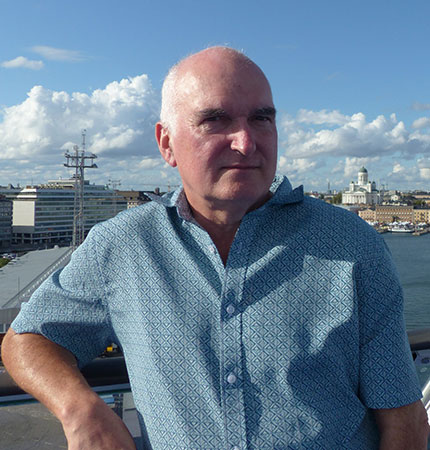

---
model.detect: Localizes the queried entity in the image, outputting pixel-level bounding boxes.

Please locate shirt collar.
[151,175,304,220]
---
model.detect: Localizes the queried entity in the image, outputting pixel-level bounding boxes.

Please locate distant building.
[0,247,72,332]
[0,195,13,249]
[412,191,430,199]
[374,205,414,223]
[342,167,380,205]
[117,190,154,209]
[359,205,430,224]
[414,208,430,224]
[358,208,376,222]
[12,178,127,246]
[0,184,22,201]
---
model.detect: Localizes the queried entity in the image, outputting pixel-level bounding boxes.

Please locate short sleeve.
[356,243,422,408]
[11,227,116,368]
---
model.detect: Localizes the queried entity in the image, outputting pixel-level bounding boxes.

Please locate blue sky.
[1,0,430,192]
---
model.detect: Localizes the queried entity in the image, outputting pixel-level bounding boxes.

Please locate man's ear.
[155,122,177,167]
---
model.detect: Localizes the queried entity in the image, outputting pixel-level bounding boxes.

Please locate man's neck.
[186,192,272,265]
[190,206,241,266]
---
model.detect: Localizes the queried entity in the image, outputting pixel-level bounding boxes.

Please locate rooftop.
[0,247,72,310]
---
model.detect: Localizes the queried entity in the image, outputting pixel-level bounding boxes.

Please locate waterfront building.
[412,192,430,200]
[12,179,127,246]
[0,195,13,249]
[358,208,376,222]
[414,208,430,224]
[359,205,430,224]
[374,205,414,223]
[342,167,381,205]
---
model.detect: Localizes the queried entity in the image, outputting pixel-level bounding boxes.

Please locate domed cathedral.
[342,167,381,205]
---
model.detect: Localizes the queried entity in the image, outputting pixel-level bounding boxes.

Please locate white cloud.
[296,109,349,126]
[276,108,430,191]
[278,156,318,173]
[279,110,428,159]
[392,163,404,174]
[1,56,44,70]
[138,158,163,169]
[31,46,85,62]
[419,168,430,179]
[0,75,160,168]
[412,117,430,129]
[343,156,380,179]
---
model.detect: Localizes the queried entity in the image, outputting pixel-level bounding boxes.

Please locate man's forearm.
[1,329,94,419]
[374,400,430,449]
[1,329,136,449]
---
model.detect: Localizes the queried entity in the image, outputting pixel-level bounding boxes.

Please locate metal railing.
[0,356,129,404]
[2,247,73,309]
[1,328,430,406]
[0,330,429,450]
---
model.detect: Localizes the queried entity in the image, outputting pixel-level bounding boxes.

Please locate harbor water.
[382,232,430,331]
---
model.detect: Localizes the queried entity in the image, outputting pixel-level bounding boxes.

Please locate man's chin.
[216,186,271,209]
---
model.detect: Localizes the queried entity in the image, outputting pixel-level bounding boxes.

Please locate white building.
[342,167,381,205]
[12,179,127,245]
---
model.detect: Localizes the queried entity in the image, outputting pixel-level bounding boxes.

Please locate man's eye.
[205,116,221,122]
[255,115,272,122]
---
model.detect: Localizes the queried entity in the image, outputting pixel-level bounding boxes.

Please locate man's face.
[158,52,278,213]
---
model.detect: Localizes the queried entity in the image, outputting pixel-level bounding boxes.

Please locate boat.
[388,222,414,233]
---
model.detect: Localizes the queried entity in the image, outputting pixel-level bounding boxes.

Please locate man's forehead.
[177,68,273,108]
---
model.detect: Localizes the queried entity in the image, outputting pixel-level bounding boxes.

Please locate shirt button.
[226,304,235,315]
[208,245,216,254]
[227,373,237,384]
[232,446,240,450]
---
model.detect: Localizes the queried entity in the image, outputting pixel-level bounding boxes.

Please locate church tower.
[358,166,368,185]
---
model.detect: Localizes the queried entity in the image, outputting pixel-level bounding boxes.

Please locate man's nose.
[229,123,256,156]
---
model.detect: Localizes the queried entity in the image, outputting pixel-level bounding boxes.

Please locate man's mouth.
[223,165,259,170]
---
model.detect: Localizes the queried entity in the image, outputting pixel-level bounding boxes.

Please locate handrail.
[408,328,430,351]
[2,247,73,309]
[1,329,430,405]
[0,356,129,404]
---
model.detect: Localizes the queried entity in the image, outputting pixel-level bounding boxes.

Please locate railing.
[0,356,129,404]
[409,328,430,412]
[2,247,73,309]
[0,330,429,449]
[3,247,73,308]
[1,330,430,403]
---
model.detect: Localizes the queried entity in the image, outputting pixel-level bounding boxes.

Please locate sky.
[1,0,430,193]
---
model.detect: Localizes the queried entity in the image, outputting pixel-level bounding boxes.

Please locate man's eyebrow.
[253,106,277,117]
[196,108,227,119]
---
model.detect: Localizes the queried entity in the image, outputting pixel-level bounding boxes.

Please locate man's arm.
[373,400,429,449]
[1,329,136,450]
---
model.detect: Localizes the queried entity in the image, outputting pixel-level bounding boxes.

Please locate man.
[2,47,429,449]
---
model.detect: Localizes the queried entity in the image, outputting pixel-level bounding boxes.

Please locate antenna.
[64,130,98,248]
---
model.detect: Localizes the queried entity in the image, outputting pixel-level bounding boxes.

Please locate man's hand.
[1,329,136,450]
[61,391,136,450]
[373,400,430,449]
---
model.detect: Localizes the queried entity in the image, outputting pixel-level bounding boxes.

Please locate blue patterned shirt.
[12,176,422,449]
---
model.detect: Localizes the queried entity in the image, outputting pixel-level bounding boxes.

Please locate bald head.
[160,46,273,134]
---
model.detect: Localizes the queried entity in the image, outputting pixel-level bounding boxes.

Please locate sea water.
[382,232,430,331]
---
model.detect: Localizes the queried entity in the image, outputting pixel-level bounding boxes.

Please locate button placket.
[220,219,257,450]
[226,304,235,315]
[220,272,247,449]
[226,372,237,385]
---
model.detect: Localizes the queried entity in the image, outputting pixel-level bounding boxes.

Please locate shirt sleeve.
[356,242,422,409]
[11,226,116,368]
